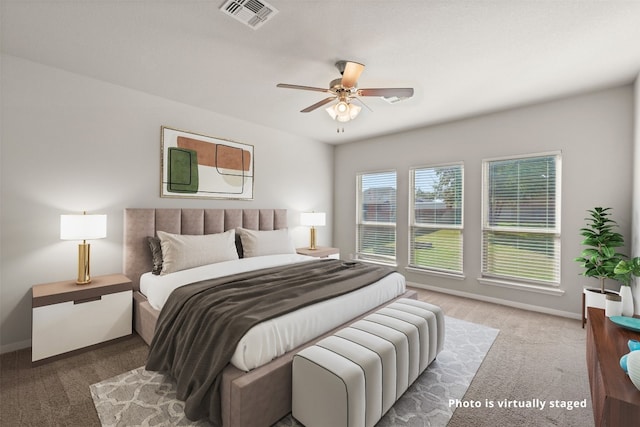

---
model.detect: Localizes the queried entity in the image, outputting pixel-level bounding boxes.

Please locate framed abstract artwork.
[160,126,254,200]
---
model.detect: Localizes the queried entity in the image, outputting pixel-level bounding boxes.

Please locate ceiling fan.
[277,60,414,124]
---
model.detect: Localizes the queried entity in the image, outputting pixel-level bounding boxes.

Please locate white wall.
[0,55,334,352]
[334,86,635,317]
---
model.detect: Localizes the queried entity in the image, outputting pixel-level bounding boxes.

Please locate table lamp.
[300,212,326,250]
[60,212,107,284]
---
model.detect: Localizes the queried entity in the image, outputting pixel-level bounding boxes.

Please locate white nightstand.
[31,273,133,362]
[296,247,340,259]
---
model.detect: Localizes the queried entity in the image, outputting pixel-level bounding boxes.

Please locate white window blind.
[482,153,561,285]
[410,164,463,274]
[356,171,397,264]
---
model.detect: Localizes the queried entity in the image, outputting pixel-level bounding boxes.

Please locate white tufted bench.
[292,298,444,427]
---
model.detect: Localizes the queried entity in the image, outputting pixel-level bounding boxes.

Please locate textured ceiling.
[2,0,640,144]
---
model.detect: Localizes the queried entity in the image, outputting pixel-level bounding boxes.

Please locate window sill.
[406,266,465,281]
[477,277,565,296]
[356,258,398,268]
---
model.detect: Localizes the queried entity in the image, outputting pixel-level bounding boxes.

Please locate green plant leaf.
[602,246,615,258]
[614,260,630,274]
[580,249,599,258]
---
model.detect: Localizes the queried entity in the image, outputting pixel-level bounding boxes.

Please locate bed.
[123,208,414,427]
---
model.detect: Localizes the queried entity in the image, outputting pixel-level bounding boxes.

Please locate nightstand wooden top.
[296,247,339,258]
[32,273,132,307]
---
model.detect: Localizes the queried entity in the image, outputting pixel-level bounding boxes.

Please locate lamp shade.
[60,214,107,240]
[300,212,326,227]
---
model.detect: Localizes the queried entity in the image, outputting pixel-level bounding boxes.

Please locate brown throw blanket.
[146,259,395,426]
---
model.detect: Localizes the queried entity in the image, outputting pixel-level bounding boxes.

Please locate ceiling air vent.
[220,0,279,30]
[382,95,411,104]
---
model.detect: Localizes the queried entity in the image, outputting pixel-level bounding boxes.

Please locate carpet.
[90,316,499,427]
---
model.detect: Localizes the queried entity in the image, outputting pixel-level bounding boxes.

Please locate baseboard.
[408,281,581,320]
[0,338,31,355]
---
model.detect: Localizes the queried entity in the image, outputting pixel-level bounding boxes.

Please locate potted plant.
[575,207,627,316]
[614,257,639,316]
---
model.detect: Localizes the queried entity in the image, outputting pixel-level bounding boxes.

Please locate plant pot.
[606,293,623,317]
[620,285,635,316]
[584,287,619,320]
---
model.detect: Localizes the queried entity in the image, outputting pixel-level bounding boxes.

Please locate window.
[409,163,463,275]
[356,170,397,264]
[482,153,561,286]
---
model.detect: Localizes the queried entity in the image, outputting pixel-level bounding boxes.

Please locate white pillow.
[157,229,239,275]
[237,227,295,257]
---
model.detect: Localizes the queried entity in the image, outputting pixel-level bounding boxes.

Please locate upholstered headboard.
[123,208,288,290]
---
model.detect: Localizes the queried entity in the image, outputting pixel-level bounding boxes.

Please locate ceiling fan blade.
[358,88,414,98]
[277,83,331,93]
[300,96,336,113]
[341,61,365,88]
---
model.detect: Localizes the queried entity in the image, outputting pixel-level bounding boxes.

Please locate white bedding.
[139,254,406,371]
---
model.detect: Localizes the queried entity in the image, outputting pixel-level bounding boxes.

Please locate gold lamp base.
[309,227,317,250]
[76,242,92,285]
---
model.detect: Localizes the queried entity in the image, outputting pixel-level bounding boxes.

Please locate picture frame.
[160,126,254,200]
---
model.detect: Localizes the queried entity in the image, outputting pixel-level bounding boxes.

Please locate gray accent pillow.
[147,236,163,275]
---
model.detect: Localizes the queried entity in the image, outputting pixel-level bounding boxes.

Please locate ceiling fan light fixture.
[325,105,338,120]
[325,101,361,122]
[335,101,349,114]
[348,103,361,119]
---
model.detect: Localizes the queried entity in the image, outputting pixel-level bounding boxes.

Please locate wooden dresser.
[586,307,640,426]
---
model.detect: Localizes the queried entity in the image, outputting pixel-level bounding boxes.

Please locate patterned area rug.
[90,316,499,427]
